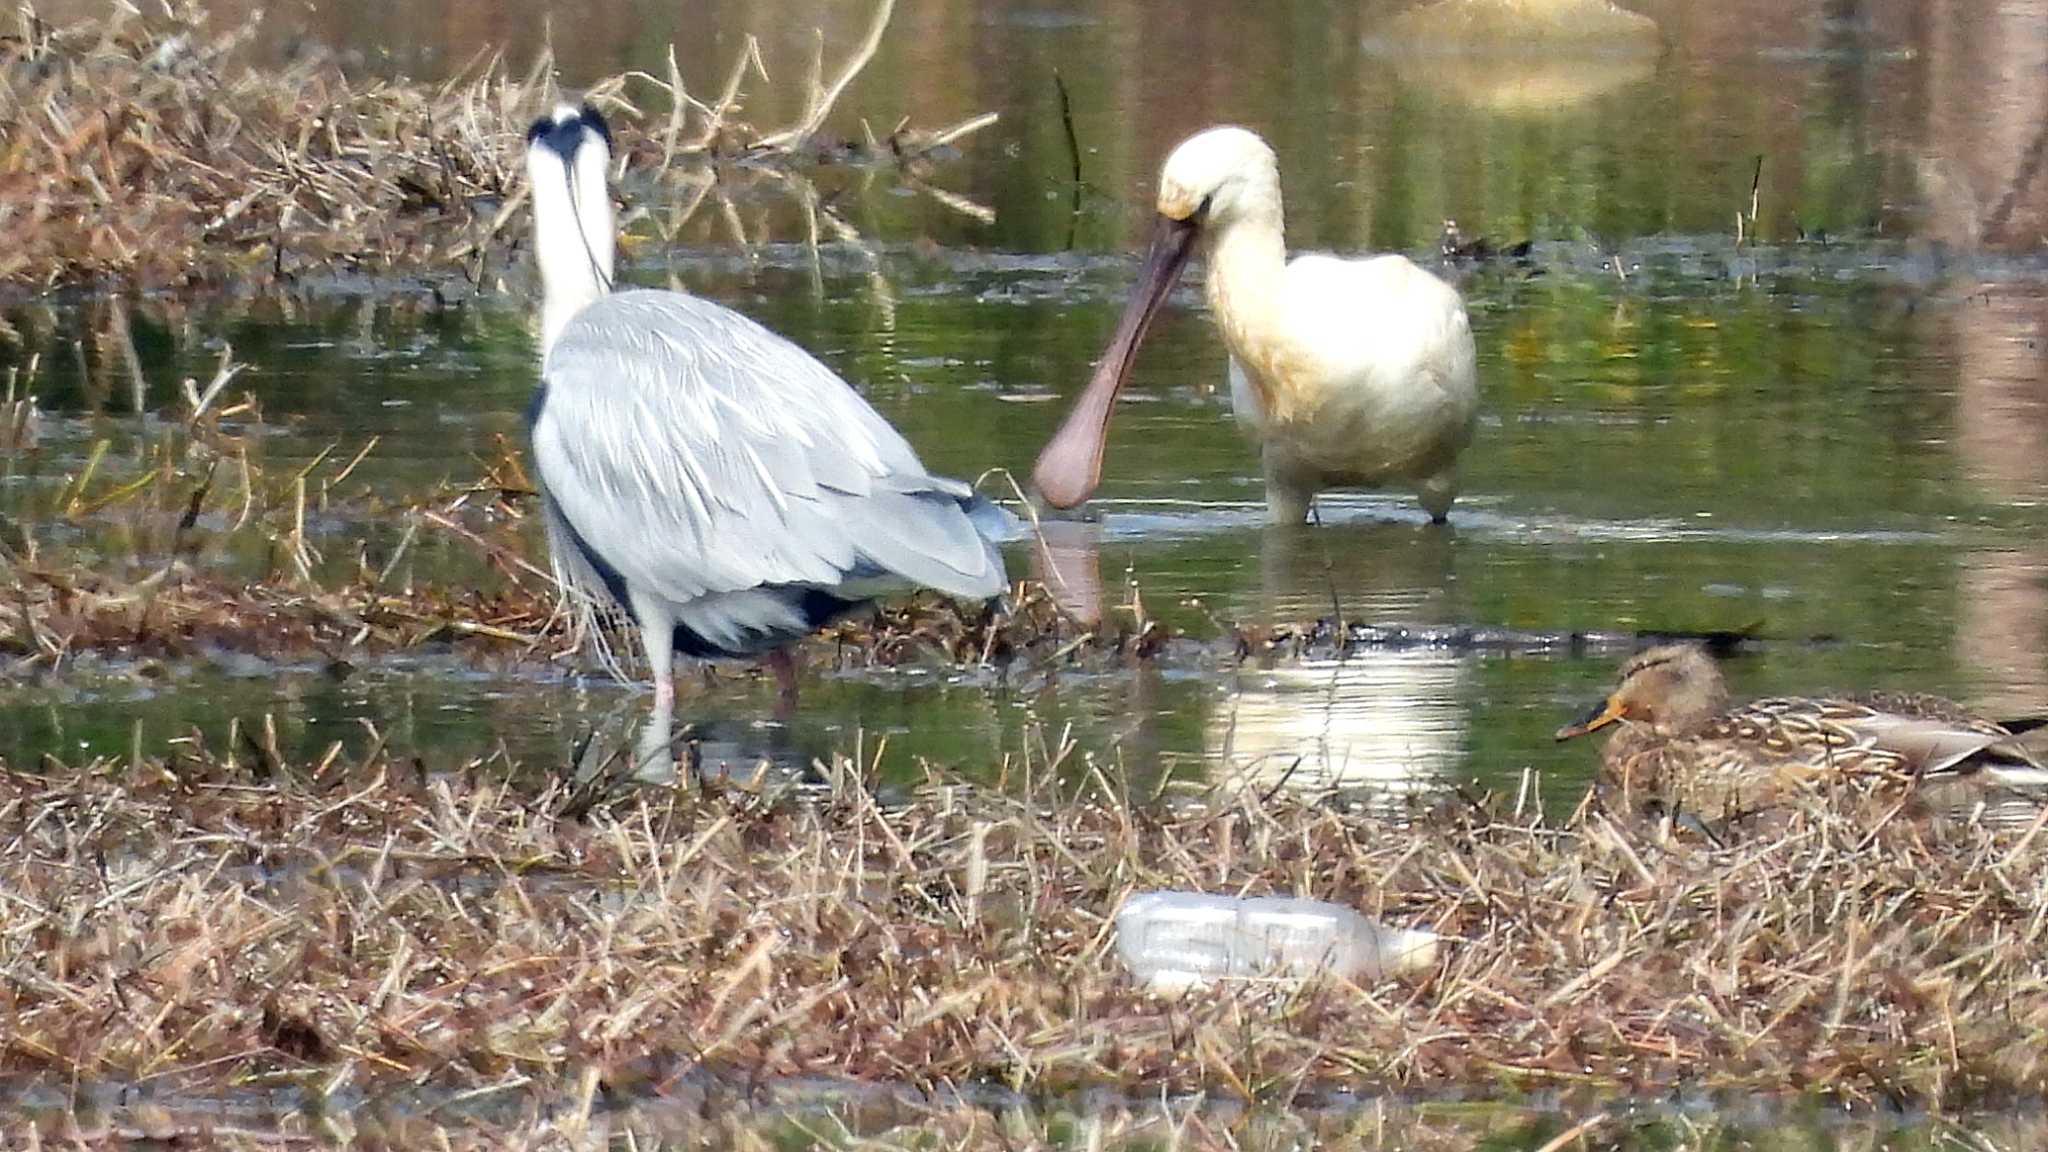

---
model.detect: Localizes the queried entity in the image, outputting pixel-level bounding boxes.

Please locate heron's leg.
[629,590,677,713]
[766,647,800,717]
[633,689,677,784]
[620,591,694,784]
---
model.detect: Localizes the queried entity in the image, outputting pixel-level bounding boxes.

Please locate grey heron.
[523,103,1009,713]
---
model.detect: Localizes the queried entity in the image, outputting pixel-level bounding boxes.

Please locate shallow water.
[11,0,2048,805]
[9,232,2047,804]
[3,1069,2043,1149]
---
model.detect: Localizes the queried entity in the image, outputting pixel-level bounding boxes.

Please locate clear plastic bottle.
[1114,890,1439,992]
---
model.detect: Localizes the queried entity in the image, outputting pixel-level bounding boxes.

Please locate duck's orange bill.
[1555,696,1625,741]
[1032,212,1200,509]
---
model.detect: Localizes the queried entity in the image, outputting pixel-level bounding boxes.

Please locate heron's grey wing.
[531,291,1006,612]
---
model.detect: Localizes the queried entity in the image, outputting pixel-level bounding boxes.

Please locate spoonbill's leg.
[1416,470,1459,525]
[766,647,801,717]
[1261,454,1314,526]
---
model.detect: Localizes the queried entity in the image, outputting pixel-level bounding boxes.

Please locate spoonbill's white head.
[1154,126,1281,231]
[1033,125,1281,509]
[526,102,616,357]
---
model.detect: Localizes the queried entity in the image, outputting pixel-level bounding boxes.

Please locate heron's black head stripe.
[527,115,590,162]
[577,104,612,151]
[526,104,611,159]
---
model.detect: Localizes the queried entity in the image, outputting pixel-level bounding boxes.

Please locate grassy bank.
[0,1,990,291]
[3,713,2046,1146]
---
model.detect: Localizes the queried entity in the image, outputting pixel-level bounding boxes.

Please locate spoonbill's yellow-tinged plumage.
[1034,126,1479,525]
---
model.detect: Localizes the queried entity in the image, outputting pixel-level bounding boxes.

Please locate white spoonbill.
[523,104,1008,711]
[1033,126,1480,525]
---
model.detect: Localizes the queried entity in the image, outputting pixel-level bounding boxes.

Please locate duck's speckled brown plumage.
[1559,644,2048,826]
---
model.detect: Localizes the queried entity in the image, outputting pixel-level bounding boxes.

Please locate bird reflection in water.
[559,686,801,789]
[1369,0,1661,115]
[1208,649,1467,808]
[1032,516,1471,808]
[1211,523,1468,807]
[634,691,681,783]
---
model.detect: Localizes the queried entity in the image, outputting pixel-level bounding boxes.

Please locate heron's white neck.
[530,143,616,359]
[1203,194,1289,415]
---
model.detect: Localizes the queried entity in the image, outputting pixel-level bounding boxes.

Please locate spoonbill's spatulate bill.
[1034,126,1480,525]
[522,104,1008,709]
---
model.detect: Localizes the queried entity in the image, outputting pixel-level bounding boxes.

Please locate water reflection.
[632,692,679,783]
[1034,515,1472,801]
[1384,52,1656,114]
[1371,0,1662,114]
[576,684,815,788]
[42,0,1994,256]
[1919,0,2048,251]
[1031,517,1109,625]
[1916,0,2048,718]
[15,0,2048,815]
[1239,521,1458,623]
[1952,283,2048,714]
[1208,651,1466,802]
[1211,524,1467,800]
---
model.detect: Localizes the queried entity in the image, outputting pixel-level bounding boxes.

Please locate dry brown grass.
[3,711,2048,1147]
[0,1,993,291]
[0,2,530,289]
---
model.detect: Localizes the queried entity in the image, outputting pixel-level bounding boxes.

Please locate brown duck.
[1556,643,2048,823]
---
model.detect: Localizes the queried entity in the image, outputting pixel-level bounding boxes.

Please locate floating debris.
[1114,891,1439,992]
